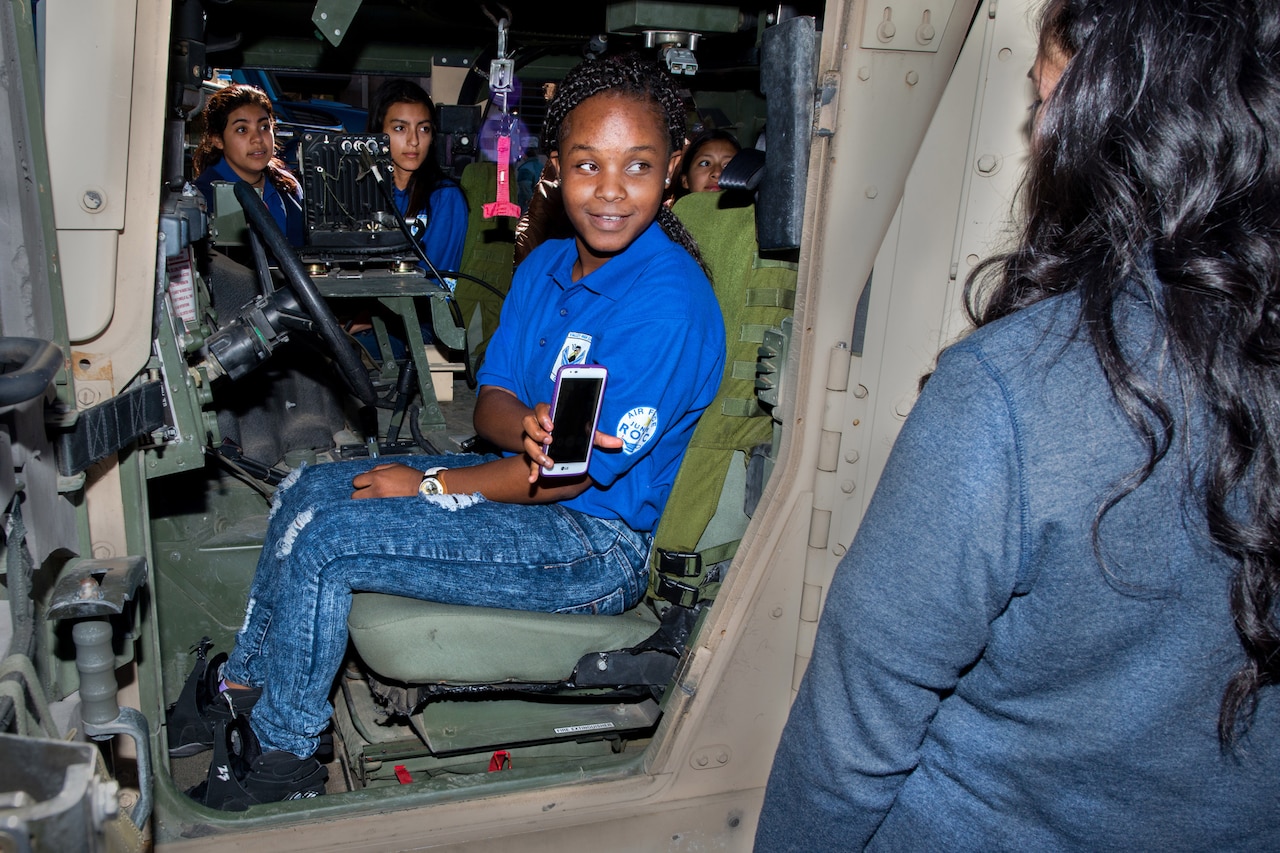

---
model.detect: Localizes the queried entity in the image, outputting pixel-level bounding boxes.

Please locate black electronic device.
[437,104,481,179]
[542,364,608,477]
[297,131,415,262]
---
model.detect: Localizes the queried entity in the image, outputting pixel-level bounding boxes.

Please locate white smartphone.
[541,364,608,477]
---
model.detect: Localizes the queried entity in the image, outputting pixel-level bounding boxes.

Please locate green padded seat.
[347,593,660,684]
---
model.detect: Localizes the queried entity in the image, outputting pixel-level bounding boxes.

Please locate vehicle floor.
[160,373,481,799]
[167,660,651,802]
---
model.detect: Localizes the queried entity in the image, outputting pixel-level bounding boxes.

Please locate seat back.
[453,162,516,377]
[649,192,798,603]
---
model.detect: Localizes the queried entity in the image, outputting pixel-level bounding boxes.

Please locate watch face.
[418,475,443,497]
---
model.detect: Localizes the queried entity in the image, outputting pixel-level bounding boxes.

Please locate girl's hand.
[522,402,554,482]
[350,463,423,499]
[522,403,624,484]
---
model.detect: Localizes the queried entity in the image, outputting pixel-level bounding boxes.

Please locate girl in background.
[678,128,740,195]
[367,79,468,274]
[192,84,304,246]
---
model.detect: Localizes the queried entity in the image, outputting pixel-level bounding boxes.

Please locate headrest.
[717,148,766,193]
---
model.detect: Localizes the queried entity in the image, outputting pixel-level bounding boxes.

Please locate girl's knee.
[275,506,317,559]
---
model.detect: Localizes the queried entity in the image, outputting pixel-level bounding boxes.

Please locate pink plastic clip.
[483,135,522,219]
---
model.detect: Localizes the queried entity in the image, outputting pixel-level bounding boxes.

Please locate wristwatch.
[418,467,448,497]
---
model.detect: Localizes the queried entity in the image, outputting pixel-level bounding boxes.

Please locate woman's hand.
[521,402,555,481]
[350,463,423,499]
[522,402,624,484]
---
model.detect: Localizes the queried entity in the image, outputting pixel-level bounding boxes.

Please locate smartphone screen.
[544,365,607,476]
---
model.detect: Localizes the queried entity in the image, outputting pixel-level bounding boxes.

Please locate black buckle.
[655,575,699,608]
[658,550,702,578]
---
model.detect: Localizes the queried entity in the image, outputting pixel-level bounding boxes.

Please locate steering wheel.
[232,181,378,408]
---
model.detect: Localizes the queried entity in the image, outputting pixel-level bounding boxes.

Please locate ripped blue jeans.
[221,454,653,758]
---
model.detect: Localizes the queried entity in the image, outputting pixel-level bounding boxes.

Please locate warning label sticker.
[553,722,616,735]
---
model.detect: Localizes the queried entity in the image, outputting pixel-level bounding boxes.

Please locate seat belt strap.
[649,540,739,608]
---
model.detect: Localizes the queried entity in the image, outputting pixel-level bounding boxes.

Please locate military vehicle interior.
[7,0,1063,844]
[141,0,821,830]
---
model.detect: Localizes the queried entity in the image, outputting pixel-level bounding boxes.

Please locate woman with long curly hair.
[192,83,304,246]
[757,1,1280,848]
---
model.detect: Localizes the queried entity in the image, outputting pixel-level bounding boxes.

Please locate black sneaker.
[166,638,262,757]
[188,716,328,811]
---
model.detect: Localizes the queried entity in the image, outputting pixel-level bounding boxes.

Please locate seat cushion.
[347,594,661,685]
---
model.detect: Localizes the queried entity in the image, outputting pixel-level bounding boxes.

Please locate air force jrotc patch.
[617,407,658,455]
[552,332,593,380]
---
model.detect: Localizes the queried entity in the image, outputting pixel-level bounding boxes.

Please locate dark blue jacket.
[757,290,1279,851]
[194,158,305,247]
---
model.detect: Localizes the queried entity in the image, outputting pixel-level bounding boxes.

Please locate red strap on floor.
[394,764,413,784]
[488,750,512,772]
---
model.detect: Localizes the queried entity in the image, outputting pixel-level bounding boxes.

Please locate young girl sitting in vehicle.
[173,54,727,810]
[192,84,305,246]
[366,79,468,274]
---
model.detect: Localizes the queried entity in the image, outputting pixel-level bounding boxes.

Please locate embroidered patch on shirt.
[617,407,659,455]
[551,332,593,380]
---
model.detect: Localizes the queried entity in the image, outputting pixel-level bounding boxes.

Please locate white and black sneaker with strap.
[188,715,328,811]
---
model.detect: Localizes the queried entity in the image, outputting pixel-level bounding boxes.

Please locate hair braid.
[543,54,707,276]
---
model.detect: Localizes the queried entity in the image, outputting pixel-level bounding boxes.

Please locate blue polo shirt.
[477,222,725,531]
[194,159,306,247]
[392,181,468,273]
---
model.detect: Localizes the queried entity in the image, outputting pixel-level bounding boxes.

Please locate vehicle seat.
[346,189,795,706]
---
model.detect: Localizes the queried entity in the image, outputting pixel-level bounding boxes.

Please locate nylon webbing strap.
[650,541,740,608]
[744,288,795,309]
[721,397,764,418]
[56,381,166,476]
[751,255,800,271]
[739,324,771,343]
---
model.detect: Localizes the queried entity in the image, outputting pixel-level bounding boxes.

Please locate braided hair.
[542,54,707,276]
[192,84,300,197]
